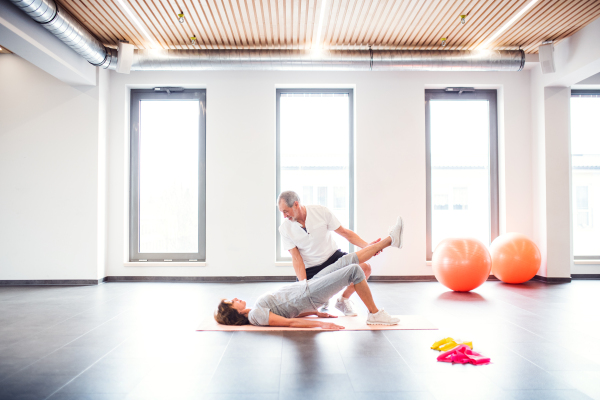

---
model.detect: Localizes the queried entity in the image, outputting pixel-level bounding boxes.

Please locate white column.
[543,87,573,278]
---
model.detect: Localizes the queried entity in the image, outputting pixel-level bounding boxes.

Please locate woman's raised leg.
[355,237,392,264]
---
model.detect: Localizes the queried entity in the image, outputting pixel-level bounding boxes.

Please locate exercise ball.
[490,233,541,284]
[432,238,491,292]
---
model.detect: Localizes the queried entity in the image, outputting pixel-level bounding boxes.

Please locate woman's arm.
[268,312,344,329]
[296,311,338,318]
[296,311,317,317]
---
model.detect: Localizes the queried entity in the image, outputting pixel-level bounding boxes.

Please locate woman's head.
[214,298,250,325]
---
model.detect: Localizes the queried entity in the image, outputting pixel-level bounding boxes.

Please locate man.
[278,190,400,316]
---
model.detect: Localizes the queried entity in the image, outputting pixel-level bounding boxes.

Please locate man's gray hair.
[278,191,300,207]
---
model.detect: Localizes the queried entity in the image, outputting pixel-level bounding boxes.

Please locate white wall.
[544,87,573,278]
[0,54,104,280]
[0,53,535,280]
[97,68,110,280]
[530,71,549,277]
[106,70,533,278]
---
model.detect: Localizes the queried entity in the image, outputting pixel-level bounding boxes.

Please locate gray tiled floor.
[0,280,599,400]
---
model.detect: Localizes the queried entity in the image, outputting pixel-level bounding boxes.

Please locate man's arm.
[268,312,344,329]
[289,247,307,280]
[334,226,382,255]
[334,226,369,248]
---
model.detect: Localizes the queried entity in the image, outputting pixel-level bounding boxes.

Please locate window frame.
[275,88,355,262]
[425,89,499,261]
[129,88,207,262]
[571,90,600,259]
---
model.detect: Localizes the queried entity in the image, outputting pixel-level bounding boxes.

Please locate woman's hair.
[214,299,249,325]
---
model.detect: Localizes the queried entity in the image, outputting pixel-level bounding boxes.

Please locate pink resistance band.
[437,344,491,365]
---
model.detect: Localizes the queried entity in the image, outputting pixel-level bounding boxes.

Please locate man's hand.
[368,238,383,256]
[316,312,338,318]
[320,322,345,330]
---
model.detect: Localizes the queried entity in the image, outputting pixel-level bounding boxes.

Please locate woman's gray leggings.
[307,253,365,307]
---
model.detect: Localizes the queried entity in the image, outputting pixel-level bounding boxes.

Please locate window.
[276,89,354,260]
[571,90,600,258]
[425,89,499,260]
[129,89,206,262]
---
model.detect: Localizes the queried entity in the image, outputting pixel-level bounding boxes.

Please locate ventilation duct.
[9,0,114,68]
[10,0,524,72]
[130,49,524,71]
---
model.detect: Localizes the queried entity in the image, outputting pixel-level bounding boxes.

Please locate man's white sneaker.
[335,297,358,316]
[367,309,400,325]
[389,216,403,249]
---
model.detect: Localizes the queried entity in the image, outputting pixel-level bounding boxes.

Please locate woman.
[215,217,403,329]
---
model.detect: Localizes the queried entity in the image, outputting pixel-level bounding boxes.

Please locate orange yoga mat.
[197,313,437,332]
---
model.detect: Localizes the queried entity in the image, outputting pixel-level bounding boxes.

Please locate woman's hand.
[316,312,338,318]
[320,322,345,330]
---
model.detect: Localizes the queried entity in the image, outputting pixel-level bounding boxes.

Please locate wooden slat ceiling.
[56,0,600,53]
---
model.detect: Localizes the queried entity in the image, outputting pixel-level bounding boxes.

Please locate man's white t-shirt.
[279,205,342,268]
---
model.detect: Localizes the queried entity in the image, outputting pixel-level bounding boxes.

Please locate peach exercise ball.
[490,233,541,284]
[432,238,492,292]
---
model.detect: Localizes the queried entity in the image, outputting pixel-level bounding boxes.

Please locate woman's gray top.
[247,253,363,326]
[247,281,315,326]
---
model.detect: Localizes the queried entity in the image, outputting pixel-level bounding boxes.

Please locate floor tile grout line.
[0,285,90,338]
[382,332,416,374]
[499,342,557,372]
[204,332,234,392]
[43,337,131,400]
[0,307,133,385]
[380,332,440,400]
[334,333,357,395]
[0,286,132,351]
[499,317,546,340]
[278,331,283,397]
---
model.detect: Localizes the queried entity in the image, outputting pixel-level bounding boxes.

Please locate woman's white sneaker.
[366,309,400,325]
[335,297,358,316]
[389,216,404,249]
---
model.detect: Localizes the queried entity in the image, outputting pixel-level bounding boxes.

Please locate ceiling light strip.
[115,0,160,49]
[478,0,540,49]
[313,0,328,49]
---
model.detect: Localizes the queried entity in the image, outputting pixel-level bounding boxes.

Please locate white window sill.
[124,262,206,267]
[276,262,293,267]
[574,260,600,265]
[426,261,432,266]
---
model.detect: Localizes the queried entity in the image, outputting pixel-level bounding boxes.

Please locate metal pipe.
[9,0,113,68]
[130,49,524,71]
